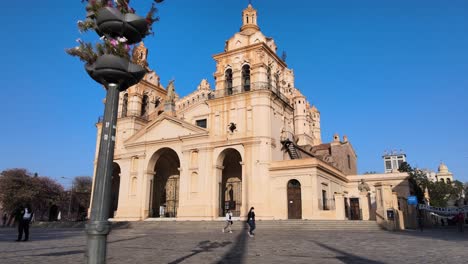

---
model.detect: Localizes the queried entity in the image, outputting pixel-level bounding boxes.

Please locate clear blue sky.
[1,0,467,185]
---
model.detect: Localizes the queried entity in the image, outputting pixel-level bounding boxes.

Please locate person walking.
[456,211,465,233]
[222,209,233,233]
[16,204,33,242]
[417,209,424,232]
[2,213,7,227]
[247,207,255,237]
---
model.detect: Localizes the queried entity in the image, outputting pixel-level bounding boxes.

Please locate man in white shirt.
[16,205,33,242]
[222,210,233,233]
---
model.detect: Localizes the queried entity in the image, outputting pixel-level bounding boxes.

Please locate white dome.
[438,163,449,173]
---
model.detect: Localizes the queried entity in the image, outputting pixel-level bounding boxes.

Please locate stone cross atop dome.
[241,3,260,33]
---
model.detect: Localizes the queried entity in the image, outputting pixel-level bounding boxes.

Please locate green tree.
[464,182,468,205]
[399,162,466,207]
[0,169,64,220]
[398,162,429,203]
[32,177,65,220]
[0,169,37,213]
[427,181,453,207]
[72,176,92,220]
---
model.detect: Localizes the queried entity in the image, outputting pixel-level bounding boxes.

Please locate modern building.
[382,150,406,173]
[91,4,413,229]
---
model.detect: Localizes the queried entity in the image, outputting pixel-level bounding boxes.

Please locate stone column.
[252,64,267,84]
[359,192,370,220]
[392,192,405,230]
[213,165,224,218]
[374,182,394,230]
[240,162,247,219]
[232,68,242,88]
[141,171,154,219]
[334,193,346,220]
[129,93,142,117]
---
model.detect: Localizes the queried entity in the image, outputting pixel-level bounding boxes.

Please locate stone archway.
[218,148,242,217]
[287,179,302,219]
[148,148,180,218]
[110,162,121,218]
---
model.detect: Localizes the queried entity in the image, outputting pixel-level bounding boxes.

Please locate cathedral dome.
[438,163,449,173]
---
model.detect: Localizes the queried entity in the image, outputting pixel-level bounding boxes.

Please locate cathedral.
[93,4,413,228]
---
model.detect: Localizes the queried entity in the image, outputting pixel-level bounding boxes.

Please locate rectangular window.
[196,119,207,128]
[347,155,351,169]
[397,160,403,169]
[322,190,328,210]
[385,161,392,170]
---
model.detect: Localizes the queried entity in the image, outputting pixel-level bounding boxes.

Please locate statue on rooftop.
[165,80,176,103]
[358,179,371,193]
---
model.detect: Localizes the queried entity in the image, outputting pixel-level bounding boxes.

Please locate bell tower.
[240,4,260,33]
[132,42,149,70]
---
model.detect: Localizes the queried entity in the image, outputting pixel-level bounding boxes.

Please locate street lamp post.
[69,183,74,220]
[86,82,120,264]
[80,6,152,264]
[67,2,163,263]
[61,176,74,221]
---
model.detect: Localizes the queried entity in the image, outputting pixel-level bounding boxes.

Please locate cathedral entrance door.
[350,198,361,220]
[150,148,180,218]
[219,149,242,217]
[287,179,302,219]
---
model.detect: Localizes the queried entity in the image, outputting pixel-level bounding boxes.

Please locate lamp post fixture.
[65,1,164,263]
[61,177,74,220]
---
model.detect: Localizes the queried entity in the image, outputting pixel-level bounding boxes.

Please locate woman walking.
[247,207,255,237]
[222,209,233,233]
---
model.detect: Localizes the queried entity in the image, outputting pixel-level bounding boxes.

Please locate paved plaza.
[0,224,467,264]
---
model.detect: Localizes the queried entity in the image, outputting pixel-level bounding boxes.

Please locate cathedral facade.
[92,4,412,227]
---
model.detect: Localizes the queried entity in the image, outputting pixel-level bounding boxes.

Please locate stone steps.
[32,220,382,231]
[125,220,382,231]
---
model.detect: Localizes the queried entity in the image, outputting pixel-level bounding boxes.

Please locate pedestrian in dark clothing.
[2,213,7,227]
[456,211,465,233]
[16,205,33,242]
[417,210,424,232]
[417,216,423,232]
[247,207,255,237]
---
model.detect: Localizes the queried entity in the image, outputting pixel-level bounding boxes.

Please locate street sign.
[408,196,418,205]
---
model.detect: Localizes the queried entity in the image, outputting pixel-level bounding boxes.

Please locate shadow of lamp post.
[66,1,164,263]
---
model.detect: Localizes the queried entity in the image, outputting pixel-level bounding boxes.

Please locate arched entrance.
[149,148,180,217]
[110,162,121,218]
[218,149,242,217]
[287,179,302,219]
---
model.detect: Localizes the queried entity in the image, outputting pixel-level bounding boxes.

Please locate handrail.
[375,211,385,221]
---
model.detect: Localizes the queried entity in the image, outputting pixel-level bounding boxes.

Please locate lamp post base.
[85,221,111,264]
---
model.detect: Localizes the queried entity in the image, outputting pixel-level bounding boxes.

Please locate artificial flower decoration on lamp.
[66,0,164,88]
